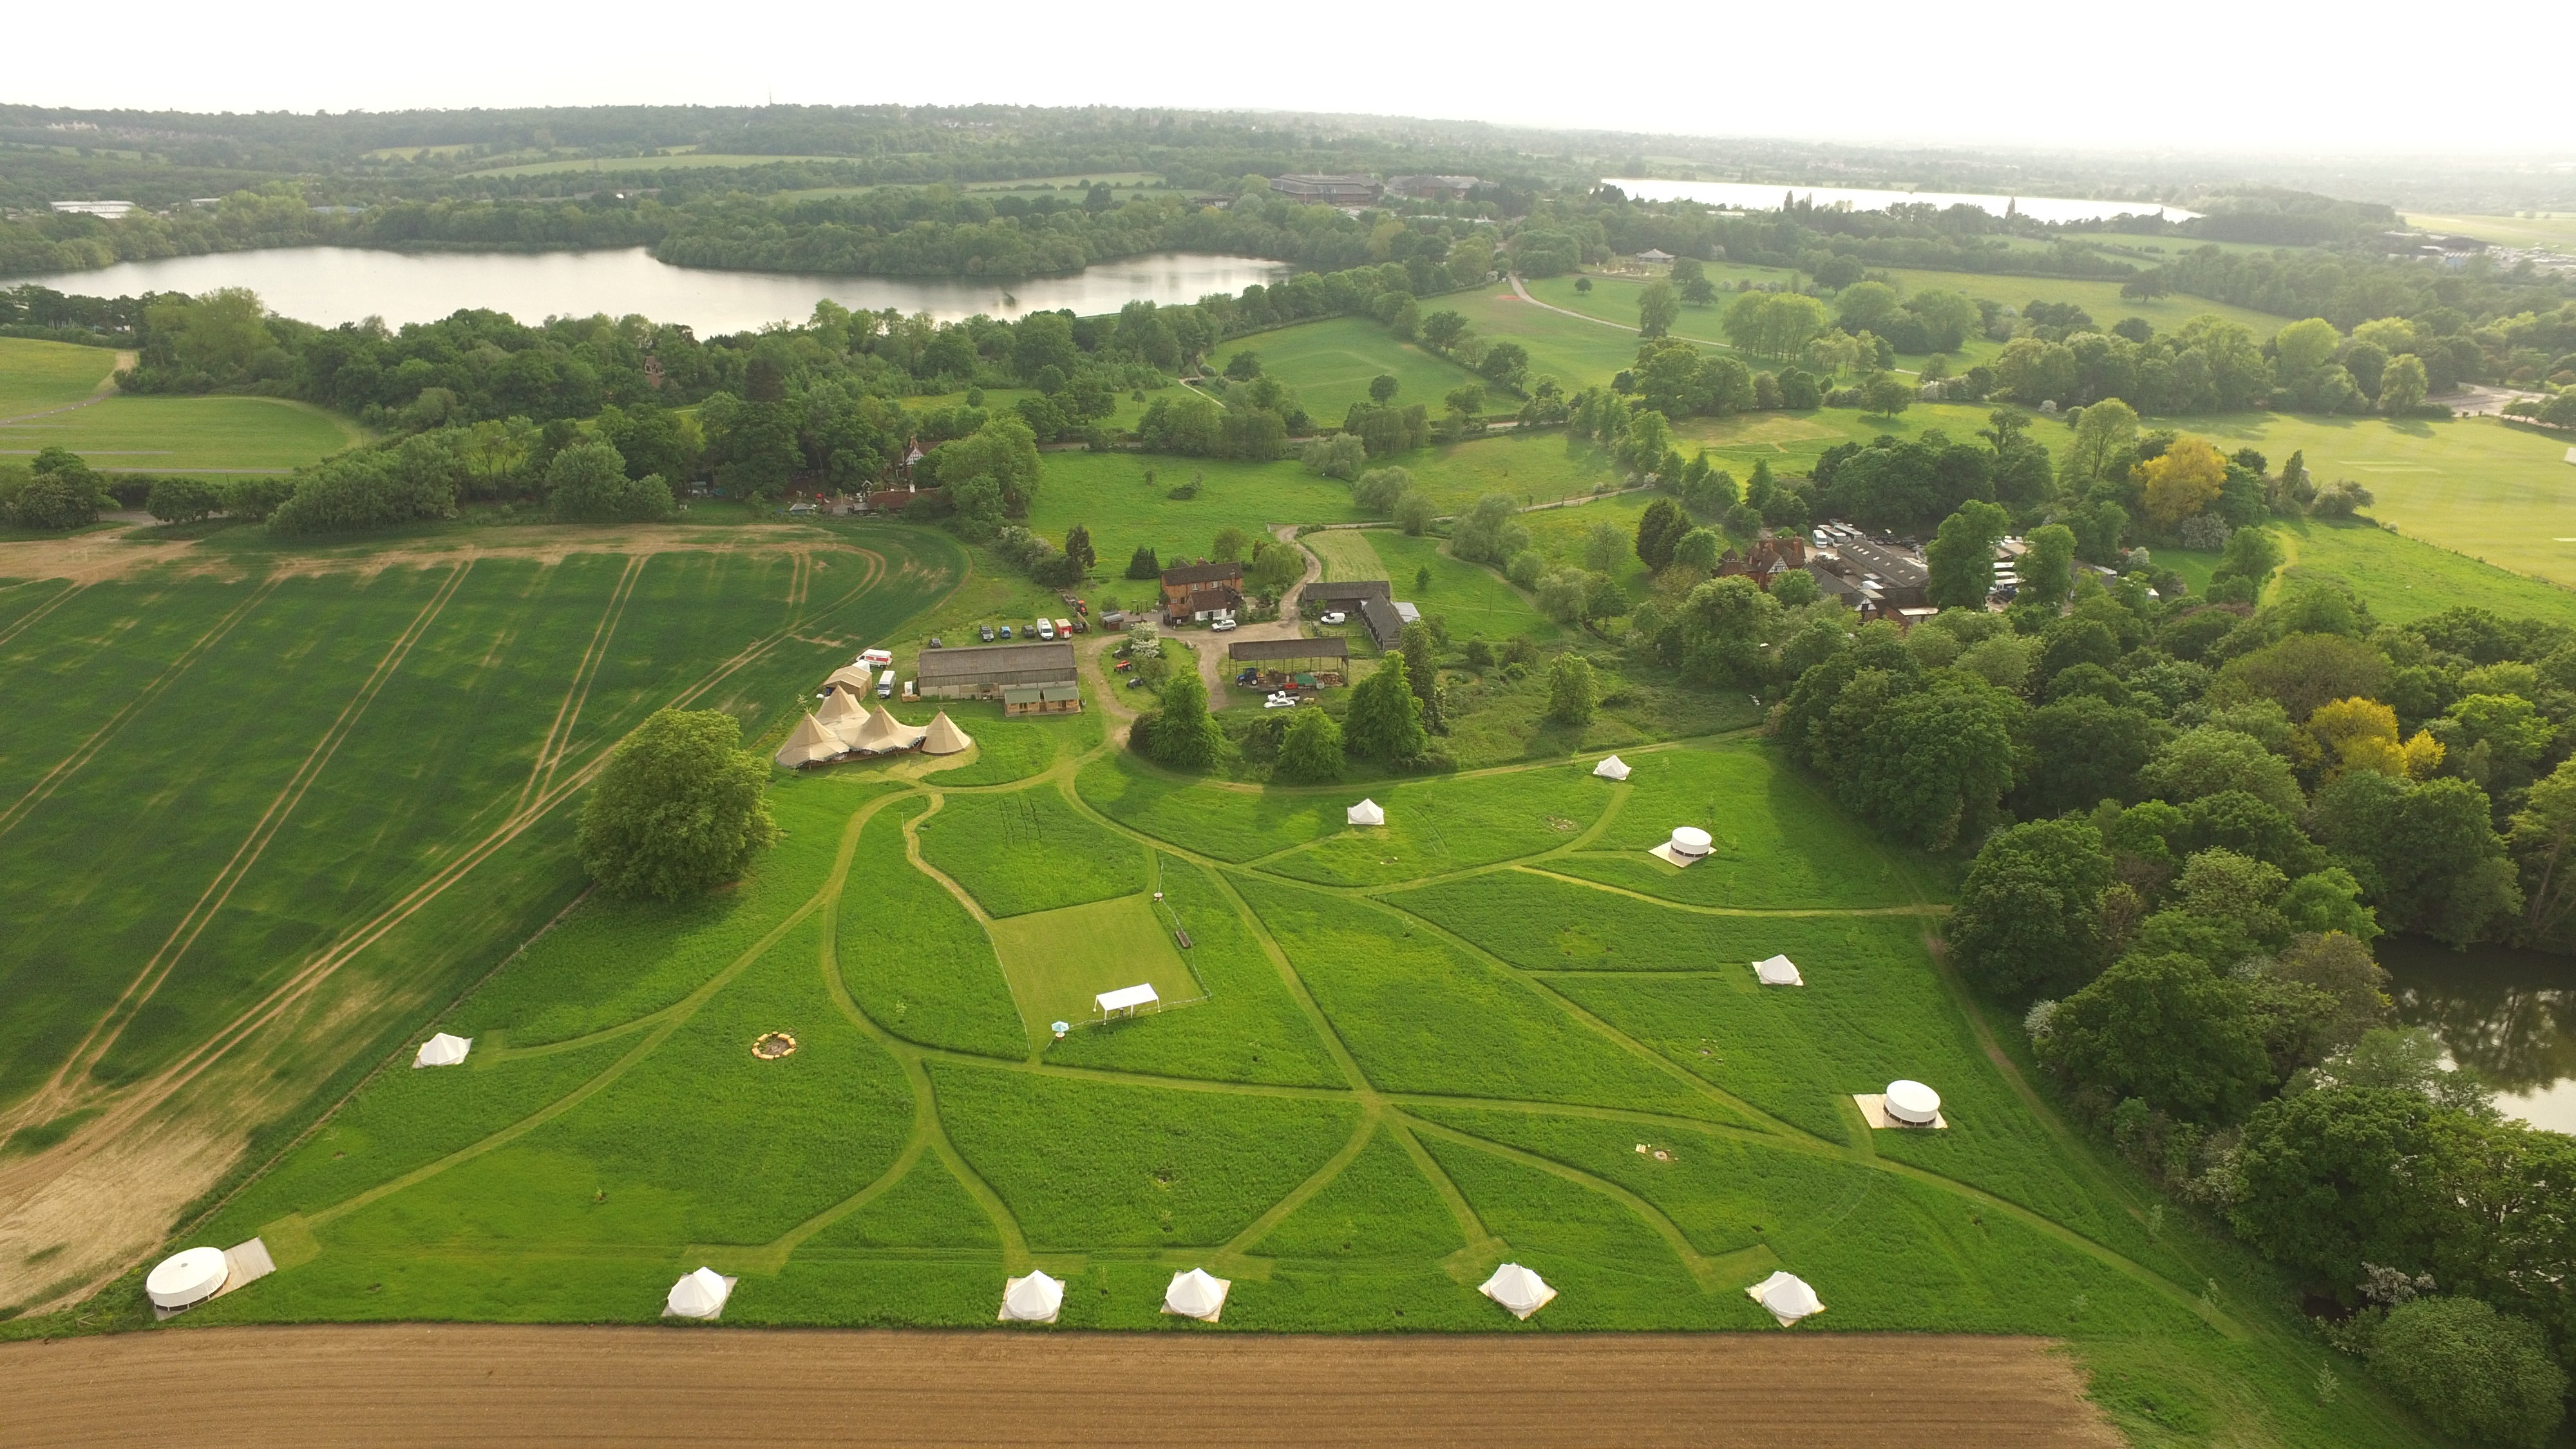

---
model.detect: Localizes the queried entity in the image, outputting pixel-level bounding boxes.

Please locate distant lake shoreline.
[2,247,1297,333]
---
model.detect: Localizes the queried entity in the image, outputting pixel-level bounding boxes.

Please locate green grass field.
[0,337,120,418]
[984,893,1200,1043]
[463,153,861,178]
[1,394,365,473]
[2400,213,2576,249]
[1219,316,1486,423]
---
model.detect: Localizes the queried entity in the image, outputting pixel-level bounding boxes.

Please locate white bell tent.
[1346,798,1385,827]
[1162,1267,1231,1321]
[1884,1079,1942,1125]
[998,1270,1065,1323]
[1747,1270,1824,1327]
[1592,755,1631,781]
[1479,1262,1558,1320]
[663,1266,735,1320]
[1753,955,1804,987]
[144,1247,231,1310]
[412,1032,472,1068]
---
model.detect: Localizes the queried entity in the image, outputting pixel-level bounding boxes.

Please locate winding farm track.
[0,1325,2119,1448]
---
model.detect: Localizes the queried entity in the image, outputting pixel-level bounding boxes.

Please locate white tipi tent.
[413,1032,471,1068]
[998,1270,1065,1323]
[1162,1267,1231,1322]
[1747,1270,1823,1327]
[920,711,974,756]
[664,1266,735,1320]
[1593,755,1631,781]
[1479,1262,1557,1320]
[1346,798,1386,827]
[773,714,844,768]
[1754,954,1804,986]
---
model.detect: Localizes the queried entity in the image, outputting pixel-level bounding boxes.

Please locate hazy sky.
[10,0,2570,156]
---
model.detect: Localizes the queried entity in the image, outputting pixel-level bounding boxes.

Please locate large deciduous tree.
[576,708,780,900]
[1948,817,2116,998]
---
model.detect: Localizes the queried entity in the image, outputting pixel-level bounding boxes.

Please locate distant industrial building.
[1269,175,1383,206]
[49,200,138,219]
[1385,175,1482,202]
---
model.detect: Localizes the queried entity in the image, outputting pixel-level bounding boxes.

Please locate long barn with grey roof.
[914,641,1078,700]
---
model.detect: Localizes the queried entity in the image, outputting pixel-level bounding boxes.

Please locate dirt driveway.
[0,1325,2117,1448]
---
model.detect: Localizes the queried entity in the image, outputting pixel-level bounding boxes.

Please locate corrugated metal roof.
[917,641,1077,686]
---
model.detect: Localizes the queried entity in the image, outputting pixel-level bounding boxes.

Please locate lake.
[1603,178,2199,225]
[5,247,1298,332]
[2383,935,2576,1133]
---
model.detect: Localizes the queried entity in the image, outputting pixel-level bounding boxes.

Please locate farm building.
[916,641,1077,700]
[1303,579,1391,614]
[1357,596,1408,649]
[1003,685,1083,716]
[1229,636,1350,683]
[1160,561,1245,621]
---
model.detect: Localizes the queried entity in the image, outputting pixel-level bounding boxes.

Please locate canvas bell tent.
[412,1032,471,1067]
[1479,1262,1557,1320]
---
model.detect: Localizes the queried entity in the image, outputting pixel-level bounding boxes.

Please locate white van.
[1035,619,1056,640]
[858,648,894,669]
[876,668,896,698]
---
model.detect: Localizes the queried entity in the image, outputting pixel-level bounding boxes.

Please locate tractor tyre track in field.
[513,554,644,819]
[21,561,477,1130]
[0,545,900,1303]
[0,575,283,844]
[0,578,86,651]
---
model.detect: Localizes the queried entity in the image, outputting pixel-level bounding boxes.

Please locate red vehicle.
[1114,659,1133,672]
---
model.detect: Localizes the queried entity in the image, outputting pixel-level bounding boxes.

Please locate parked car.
[979,625,996,643]
[927,636,945,649]
[1264,694,1298,709]
[1320,611,1347,625]
[1036,619,1055,640]
[999,625,1012,639]
[1211,618,1238,632]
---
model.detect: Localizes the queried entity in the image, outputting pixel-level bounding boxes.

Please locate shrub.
[1275,706,1345,782]
[146,475,225,524]
[2371,1296,2566,1448]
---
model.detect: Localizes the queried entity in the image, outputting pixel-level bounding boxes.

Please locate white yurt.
[664,1266,734,1320]
[413,1032,472,1068]
[1753,955,1804,987]
[998,1270,1065,1324]
[773,714,844,769]
[920,711,975,756]
[1669,826,1713,858]
[1479,1262,1557,1320]
[144,1246,231,1310]
[1885,1079,1942,1126]
[1346,798,1385,827]
[1162,1267,1231,1321]
[1747,1270,1824,1327]
[1592,755,1631,781]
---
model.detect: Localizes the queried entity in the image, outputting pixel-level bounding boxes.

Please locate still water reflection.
[2382,935,2576,1133]
[5,247,1297,332]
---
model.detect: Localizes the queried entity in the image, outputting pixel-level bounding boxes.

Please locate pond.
[1603,178,2198,225]
[2383,935,2576,1133]
[4,247,1297,332]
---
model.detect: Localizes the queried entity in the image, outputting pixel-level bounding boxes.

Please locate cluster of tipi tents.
[775,690,973,769]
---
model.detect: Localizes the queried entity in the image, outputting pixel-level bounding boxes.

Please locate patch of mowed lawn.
[1357,531,1562,645]
[1234,876,1741,1123]
[1399,428,1627,511]
[840,795,1024,1059]
[0,335,117,415]
[198,1033,638,1246]
[1302,527,1387,582]
[1412,1132,1741,1330]
[1249,1123,1466,1260]
[914,785,1147,918]
[0,394,363,471]
[1045,855,1344,1088]
[1220,314,1484,423]
[2269,514,2576,627]
[911,701,1098,786]
[1443,279,1689,393]
[1387,869,1927,972]
[1074,751,1341,862]
[1544,742,1917,909]
[985,893,1198,1044]
[1261,766,1608,887]
[926,1059,1359,1248]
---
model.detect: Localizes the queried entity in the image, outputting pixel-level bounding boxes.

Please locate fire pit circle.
[752,1032,799,1061]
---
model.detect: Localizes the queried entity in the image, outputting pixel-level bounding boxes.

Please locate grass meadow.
[0,393,365,472]
[1219,316,1484,422]
[0,337,118,417]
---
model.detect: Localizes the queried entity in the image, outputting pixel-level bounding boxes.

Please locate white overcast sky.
[8,0,2570,156]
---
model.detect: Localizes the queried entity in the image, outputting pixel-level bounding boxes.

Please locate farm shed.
[1357,597,1408,650]
[916,641,1077,701]
[1001,685,1083,716]
[1304,579,1392,612]
[1230,636,1350,685]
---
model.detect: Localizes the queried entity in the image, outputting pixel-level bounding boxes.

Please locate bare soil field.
[1,1325,2117,1448]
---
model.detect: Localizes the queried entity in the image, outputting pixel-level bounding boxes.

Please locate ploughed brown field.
[2,1325,2117,1448]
